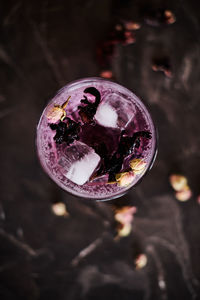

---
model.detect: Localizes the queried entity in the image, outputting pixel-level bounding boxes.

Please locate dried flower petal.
[51,202,69,216]
[152,57,172,78]
[175,186,192,202]
[115,171,135,187]
[135,254,147,269]
[117,223,132,237]
[164,10,176,24]
[130,159,146,174]
[158,280,166,290]
[124,21,141,30]
[124,31,135,45]
[114,206,137,238]
[100,70,113,79]
[169,174,188,191]
[143,8,176,27]
[197,195,200,205]
[115,206,137,225]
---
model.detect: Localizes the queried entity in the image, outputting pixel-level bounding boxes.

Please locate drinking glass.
[36,78,157,201]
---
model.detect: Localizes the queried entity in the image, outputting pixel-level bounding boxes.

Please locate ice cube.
[58,141,100,185]
[95,92,136,129]
[95,103,118,128]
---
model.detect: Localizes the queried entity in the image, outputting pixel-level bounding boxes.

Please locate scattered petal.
[152,57,172,78]
[169,174,188,191]
[124,21,141,30]
[115,171,135,187]
[100,70,113,79]
[117,223,132,237]
[175,186,192,202]
[124,31,136,45]
[114,206,137,238]
[135,254,148,269]
[115,206,137,225]
[164,10,176,24]
[51,202,69,216]
[143,8,176,27]
[197,195,200,205]
[130,159,146,174]
[158,279,166,290]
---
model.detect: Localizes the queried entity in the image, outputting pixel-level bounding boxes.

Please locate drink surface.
[37,78,157,200]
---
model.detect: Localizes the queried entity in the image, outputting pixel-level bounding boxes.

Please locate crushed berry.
[100,70,113,79]
[78,87,101,123]
[49,118,81,145]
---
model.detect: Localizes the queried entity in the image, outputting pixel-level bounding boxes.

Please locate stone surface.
[0,0,200,299]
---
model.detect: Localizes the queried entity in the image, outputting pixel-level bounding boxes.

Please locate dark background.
[0,0,200,299]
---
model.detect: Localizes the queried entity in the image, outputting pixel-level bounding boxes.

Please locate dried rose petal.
[197,195,200,205]
[175,186,192,202]
[114,206,137,238]
[115,206,137,225]
[164,10,176,24]
[115,171,135,187]
[51,202,69,216]
[135,254,148,269]
[124,31,135,45]
[100,70,113,79]
[130,159,146,174]
[124,21,141,30]
[143,8,176,27]
[117,223,132,237]
[169,174,188,191]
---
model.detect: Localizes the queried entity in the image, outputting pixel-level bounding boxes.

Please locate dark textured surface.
[1,0,200,299]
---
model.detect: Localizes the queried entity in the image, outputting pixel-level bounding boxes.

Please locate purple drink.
[36,78,157,200]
